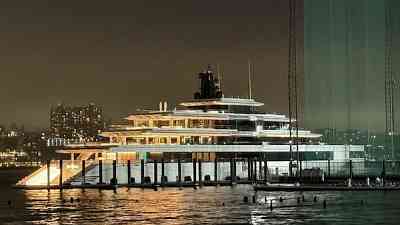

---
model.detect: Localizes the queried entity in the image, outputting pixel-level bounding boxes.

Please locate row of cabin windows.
[133,119,212,128]
[186,105,257,114]
[266,152,334,161]
[132,119,286,131]
[265,151,364,161]
[115,136,318,146]
[125,136,217,145]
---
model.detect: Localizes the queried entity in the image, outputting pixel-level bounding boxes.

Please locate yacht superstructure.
[18,66,364,186]
[94,66,358,163]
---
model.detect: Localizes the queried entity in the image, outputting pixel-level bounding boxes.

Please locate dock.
[13,180,255,190]
[253,184,400,192]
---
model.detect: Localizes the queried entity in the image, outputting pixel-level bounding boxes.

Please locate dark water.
[1,169,400,225]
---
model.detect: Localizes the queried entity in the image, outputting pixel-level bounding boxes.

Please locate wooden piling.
[178,159,182,184]
[82,160,86,185]
[59,160,63,189]
[141,159,145,185]
[98,160,103,184]
[198,159,202,186]
[47,160,50,191]
[154,160,158,185]
[161,158,165,185]
[127,160,131,184]
[214,158,218,183]
[112,160,117,184]
[193,159,197,185]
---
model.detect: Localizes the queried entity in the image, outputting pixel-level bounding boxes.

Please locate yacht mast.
[248,60,252,99]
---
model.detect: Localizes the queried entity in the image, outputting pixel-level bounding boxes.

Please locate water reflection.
[0,185,399,224]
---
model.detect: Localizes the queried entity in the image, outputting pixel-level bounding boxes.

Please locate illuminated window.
[160,137,167,144]
[148,138,155,144]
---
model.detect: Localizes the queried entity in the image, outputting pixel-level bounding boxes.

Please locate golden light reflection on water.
[0,186,396,225]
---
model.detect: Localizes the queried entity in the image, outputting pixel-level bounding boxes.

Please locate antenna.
[248,60,252,99]
[217,64,220,80]
[217,64,223,94]
[217,64,221,87]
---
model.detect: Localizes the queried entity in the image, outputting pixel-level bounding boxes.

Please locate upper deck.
[97,66,321,145]
[180,97,263,107]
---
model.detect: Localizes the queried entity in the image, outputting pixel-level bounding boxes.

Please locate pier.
[14,158,400,191]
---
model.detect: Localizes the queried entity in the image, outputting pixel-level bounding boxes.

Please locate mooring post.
[141,159,145,185]
[193,158,197,185]
[82,160,86,185]
[328,160,331,177]
[47,160,51,191]
[229,158,233,183]
[214,157,218,183]
[154,160,158,185]
[349,160,353,179]
[127,160,131,184]
[254,158,257,182]
[198,159,202,186]
[258,158,262,182]
[233,157,237,181]
[178,159,182,185]
[248,157,252,182]
[299,160,303,178]
[264,157,268,183]
[382,160,386,186]
[112,160,117,184]
[59,160,63,189]
[161,158,165,185]
[347,160,353,187]
[99,160,103,184]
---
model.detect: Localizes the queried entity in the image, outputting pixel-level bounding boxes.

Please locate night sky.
[0,1,302,130]
[304,0,400,132]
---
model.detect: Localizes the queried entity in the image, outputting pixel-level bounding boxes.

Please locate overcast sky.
[0,1,302,130]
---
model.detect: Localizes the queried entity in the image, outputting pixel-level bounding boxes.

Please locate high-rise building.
[49,103,105,145]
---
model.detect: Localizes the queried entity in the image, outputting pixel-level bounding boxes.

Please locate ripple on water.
[0,186,400,225]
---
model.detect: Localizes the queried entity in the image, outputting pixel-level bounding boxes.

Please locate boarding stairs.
[64,161,98,185]
[16,152,97,186]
